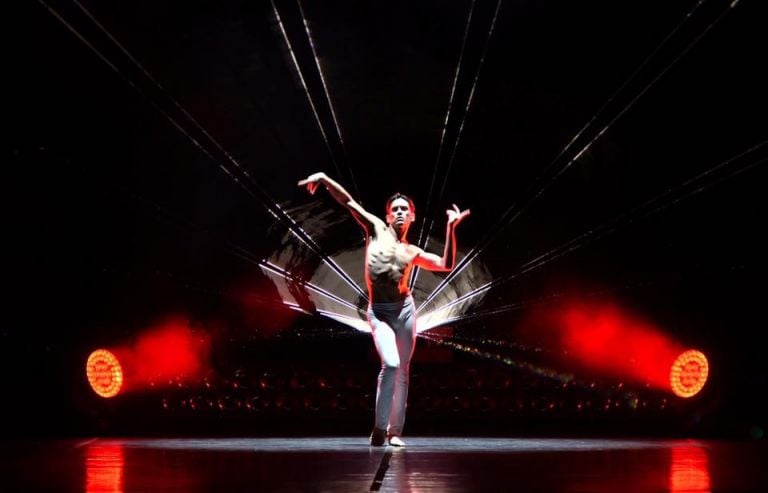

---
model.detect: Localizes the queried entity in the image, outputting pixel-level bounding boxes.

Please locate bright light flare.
[86,349,124,398]
[670,349,709,398]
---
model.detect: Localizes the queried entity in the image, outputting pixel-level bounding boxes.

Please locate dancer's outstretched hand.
[446,204,470,226]
[298,172,327,195]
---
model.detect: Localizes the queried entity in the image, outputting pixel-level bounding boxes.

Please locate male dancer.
[299,172,469,446]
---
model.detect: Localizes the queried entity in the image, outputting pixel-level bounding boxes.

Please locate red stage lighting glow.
[86,349,124,398]
[670,349,709,398]
[85,316,212,396]
[557,302,683,390]
[521,299,710,396]
[132,320,210,384]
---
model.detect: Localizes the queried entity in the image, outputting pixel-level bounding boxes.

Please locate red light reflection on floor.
[670,445,711,492]
[86,444,124,493]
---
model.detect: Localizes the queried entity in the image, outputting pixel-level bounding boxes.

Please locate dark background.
[6,0,767,438]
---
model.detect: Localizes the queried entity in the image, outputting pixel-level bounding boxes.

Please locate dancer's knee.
[379,360,400,381]
[381,362,399,373]
[380,350,401,369]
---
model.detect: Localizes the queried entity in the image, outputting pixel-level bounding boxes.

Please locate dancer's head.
[386,193,416,229]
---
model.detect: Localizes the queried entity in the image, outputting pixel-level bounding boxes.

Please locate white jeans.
[367,296,416,436]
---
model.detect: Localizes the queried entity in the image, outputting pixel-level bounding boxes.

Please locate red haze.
[103,316,212,394]
[234,277,300,336]
[522,299,685,391]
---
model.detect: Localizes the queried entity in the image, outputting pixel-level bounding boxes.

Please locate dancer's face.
[387,198,415,228]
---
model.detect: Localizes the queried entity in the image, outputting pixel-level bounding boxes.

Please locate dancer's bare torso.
[365,223,420,303]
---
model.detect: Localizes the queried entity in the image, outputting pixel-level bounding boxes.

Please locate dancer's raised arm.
[413,204,470,272]
[298,171,383,233]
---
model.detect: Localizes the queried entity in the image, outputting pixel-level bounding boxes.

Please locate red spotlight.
[86,349,124,398]
[520,299,712,396]
[670,349,709,398]
[85,316,212,397]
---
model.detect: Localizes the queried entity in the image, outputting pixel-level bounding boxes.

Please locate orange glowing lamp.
[670,349,708,398]
[86,349,124,398]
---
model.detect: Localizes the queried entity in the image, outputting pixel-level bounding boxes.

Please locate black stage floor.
[2,437,766,492]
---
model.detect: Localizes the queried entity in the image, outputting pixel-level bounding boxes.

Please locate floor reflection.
[85,444,124,493]
[670,444,710,492]
[17,437,754,493]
